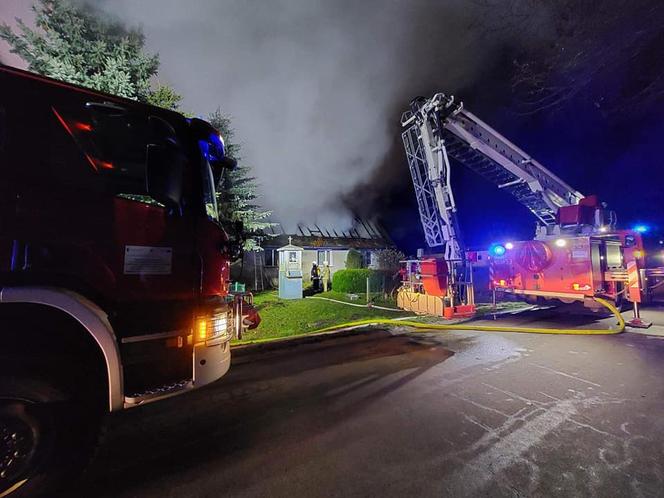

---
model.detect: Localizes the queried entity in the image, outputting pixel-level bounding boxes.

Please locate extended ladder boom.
[401,93,584,254]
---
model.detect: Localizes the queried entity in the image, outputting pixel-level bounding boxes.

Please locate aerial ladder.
[398,93,659,326]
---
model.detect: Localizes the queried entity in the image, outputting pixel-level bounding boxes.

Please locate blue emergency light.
[489,243,506,257]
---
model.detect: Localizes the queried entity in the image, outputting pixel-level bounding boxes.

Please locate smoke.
[5,0,663,245]
[0,0,35,67]
[3,0,559,230]
[83,0,549,231]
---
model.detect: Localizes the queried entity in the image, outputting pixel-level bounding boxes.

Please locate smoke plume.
[84,0,550,231]
[4,1,662,239]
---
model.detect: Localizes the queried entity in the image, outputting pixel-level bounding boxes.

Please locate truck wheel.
[0,377,102,497]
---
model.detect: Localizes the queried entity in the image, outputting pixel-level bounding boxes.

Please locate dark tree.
[208,109,275,251]
[0,0,179,106]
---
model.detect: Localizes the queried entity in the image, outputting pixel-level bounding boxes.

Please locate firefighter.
[311,262,320,292]
[321,261,331,292]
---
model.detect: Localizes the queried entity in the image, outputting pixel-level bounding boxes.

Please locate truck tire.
[0,376,103,498]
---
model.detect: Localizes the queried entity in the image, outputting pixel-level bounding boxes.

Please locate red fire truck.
[487,196,647,316]
[0,65,258,497]
[398,93,661,326]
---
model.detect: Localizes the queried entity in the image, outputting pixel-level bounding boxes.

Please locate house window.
[264,249,277,267]
[317,250,333,266]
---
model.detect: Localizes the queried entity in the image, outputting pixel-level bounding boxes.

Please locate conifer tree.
[208,109,275,251]
[0,0,173,105]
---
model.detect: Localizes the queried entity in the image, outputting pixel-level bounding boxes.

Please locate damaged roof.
[262,218,394,250]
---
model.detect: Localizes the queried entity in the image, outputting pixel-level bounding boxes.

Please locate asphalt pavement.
[73,306,664,497]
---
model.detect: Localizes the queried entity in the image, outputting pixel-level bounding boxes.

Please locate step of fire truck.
[124,379,193,406]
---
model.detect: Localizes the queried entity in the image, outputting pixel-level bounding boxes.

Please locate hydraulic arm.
[401,93,585,254]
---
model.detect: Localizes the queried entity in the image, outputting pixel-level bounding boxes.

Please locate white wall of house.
[301,249,349,282]
[259,247,386,288]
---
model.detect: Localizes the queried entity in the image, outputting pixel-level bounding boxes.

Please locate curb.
[229,304,540,363]
[230,313,490,362]
[230,324,384,363]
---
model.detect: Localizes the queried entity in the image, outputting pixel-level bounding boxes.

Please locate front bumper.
[123,338,231,407]
[193,338,231,387]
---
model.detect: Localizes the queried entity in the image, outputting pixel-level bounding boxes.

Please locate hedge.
[332,269,388,293]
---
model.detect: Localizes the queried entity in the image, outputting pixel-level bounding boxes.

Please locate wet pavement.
[74,306,664,497]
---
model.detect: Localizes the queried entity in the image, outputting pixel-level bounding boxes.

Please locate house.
[235,218,396,290]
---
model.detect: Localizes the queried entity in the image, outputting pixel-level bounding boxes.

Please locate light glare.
[197,318,207,341]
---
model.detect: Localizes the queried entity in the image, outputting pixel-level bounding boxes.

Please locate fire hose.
[311,297,625,336]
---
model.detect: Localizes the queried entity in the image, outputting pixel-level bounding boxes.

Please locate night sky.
[378,88,664,255]
[360,3,664,255]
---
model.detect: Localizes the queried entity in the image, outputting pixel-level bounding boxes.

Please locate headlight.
[195,309,231,344]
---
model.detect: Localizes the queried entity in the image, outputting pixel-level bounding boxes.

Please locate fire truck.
[397,93,661,327]
[0,66,258,497]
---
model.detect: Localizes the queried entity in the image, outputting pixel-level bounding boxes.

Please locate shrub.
[375,248,405,272]
[345,248,363,269]
[332,269,388,293]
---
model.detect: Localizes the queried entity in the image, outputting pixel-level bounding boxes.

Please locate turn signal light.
[197,317,207,341]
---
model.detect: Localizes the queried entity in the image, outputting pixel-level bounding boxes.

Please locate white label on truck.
[572,249,589,259]
[124,246,172,275]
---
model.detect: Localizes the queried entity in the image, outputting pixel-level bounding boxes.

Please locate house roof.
[262,217,394,250]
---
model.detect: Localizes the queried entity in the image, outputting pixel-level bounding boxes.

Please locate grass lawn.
[236,290,410,343]
[235,290,531,344]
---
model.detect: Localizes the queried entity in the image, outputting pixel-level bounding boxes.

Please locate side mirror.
[210,156,237,186]
[145,144,183,209]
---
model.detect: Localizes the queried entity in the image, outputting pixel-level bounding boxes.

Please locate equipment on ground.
[397,93,662,325]
[0,65,259,497]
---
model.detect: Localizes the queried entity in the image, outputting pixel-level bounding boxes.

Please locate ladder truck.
[398,93,660,327]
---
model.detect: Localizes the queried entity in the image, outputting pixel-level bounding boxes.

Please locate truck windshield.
[197,130,226,223]
[201,160,219,221]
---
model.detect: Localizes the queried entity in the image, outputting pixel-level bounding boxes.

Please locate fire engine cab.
[0,65,258,497]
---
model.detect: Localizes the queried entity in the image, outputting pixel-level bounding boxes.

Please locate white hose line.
[305,295,403,312]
